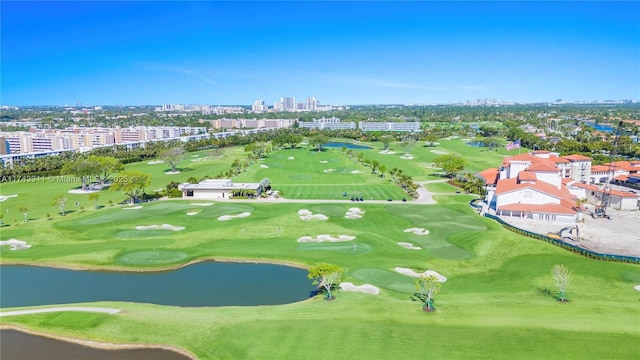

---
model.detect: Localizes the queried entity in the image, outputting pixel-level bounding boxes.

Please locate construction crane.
[591,120,624,219]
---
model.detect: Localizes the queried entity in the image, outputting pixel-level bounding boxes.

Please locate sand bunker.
[430,150,449,155]
[635,285,640,291]
[0,239,32,251]
[394,267,447,282]
[400,155,414,160]
[0,194,18,202]
[298,209,328,220]
[186,211,199,216]
[189,203,214,206]
[165,171,181,175]
[404,228,429,235]
[297,234,356,242]
[67,189,99,194]
[218,212,251,221]
[340,282,380,295]
[323,169,335,173]
[350,170,360,174]
[147,160,164,164]
[288,156,295,160]
[379,150,396,154]
[397,242,422,250]
[320,160,328,163]
[345,207,365,219]
[123,206,143,210]
[260,164,269,168]
[135,224,185,231]
[154,188,164,192]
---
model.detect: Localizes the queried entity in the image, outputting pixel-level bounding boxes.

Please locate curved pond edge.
[0,256,310,274]
[0,325,197,360]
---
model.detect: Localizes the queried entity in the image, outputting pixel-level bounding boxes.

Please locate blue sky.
[1,1,639,106]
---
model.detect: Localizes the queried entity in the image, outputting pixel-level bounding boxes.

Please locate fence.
[482,213,640,264]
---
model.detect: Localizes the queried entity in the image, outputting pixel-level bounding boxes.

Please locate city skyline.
[2,1,639,106]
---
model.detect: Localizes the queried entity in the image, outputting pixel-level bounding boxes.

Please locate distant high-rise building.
[281,97,295,111]
[305,97,318,111]
[252,100,267,112]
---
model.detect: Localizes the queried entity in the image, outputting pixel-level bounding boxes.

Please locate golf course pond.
[0,329,192,360]
[323,141,372,149]
[0,261,317,308]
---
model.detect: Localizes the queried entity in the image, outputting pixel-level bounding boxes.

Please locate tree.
[434,154,465,178]
[88,192,100,209]
[412,275,441,312]
[88,155,123,185]
[400,136,416,155]
[61,158,102,190]
[159,146,185,172]
[379,164,387,178]
[423,132,438,147]
[380,135,393,150]
[308,263,344,300]
[309,134,329,152]
[53,196,67,216]
[110,171,151,204]
[244,142,270,158]
[552,264,573,302]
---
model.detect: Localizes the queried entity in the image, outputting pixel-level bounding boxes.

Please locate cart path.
[0,307,121,317]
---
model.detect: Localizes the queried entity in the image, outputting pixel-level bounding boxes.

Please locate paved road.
[0,307,121,317]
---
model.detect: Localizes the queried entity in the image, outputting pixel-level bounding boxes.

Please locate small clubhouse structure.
[178,179,263,199]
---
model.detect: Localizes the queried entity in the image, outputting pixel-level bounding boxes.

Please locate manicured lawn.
[1,141,639,360]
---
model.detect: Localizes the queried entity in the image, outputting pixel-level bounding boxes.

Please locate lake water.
[0,262,316,308]
[0,262,315,359]
[0,330,192,360]
[466,141,488,147]
[323,141,372,149]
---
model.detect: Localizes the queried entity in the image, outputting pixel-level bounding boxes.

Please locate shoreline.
[0,325,197,360]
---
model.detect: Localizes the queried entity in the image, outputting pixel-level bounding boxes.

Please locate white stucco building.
[179,179,262,200]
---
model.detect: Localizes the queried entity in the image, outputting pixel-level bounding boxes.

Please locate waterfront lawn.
[1,195,639,359]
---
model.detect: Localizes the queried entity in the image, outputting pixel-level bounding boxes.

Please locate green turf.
[1,140,638,360]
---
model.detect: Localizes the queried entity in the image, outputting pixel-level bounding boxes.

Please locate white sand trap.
[135,224,185,231]
[191,155,199,158]
[397,242,422,250]
[154,188,164,192]
[345,207,365,219]
[297,234,356,242]
[68,189,99,194]
[186,211,199,216]
[350,170,360,174]
[634,285,640,291]
[0,194,18,202]
[123,206,143,210]
[340,282,380,295]
[165,171,181,174]
[430,150,449,155]
[323,168,334,173]
[404,228,430,235]
[189,203,214,206]
[298,209,328,220]
[379,150,396,154]
[320,160,328,163]
[394,267,447,282]
[0,239,32,251]
[218,212,251,221]
[288,156,295,160]
[147,160,164,164]
[400,155,414,160]
[260,164,269,168]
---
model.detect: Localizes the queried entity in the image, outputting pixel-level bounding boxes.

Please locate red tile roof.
[591,164,614,173]
[517,171,538,181]
[526,162,558,172]
[495,178,563,199]
[477,168,499,185]
[562,154,592,161]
